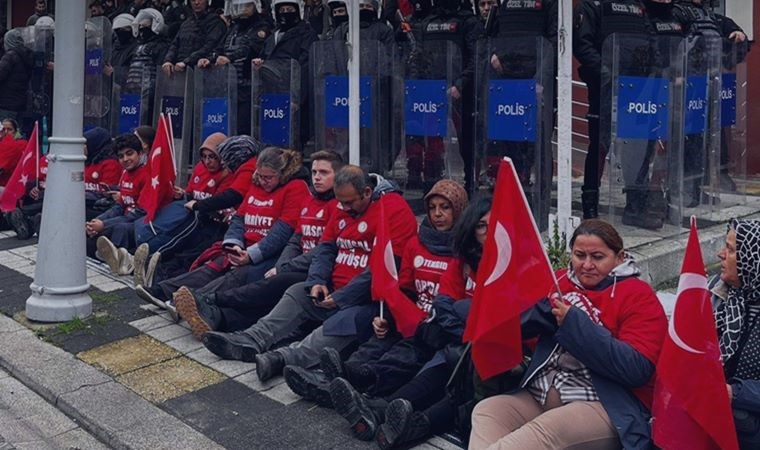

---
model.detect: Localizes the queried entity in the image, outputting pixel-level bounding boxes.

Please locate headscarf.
[217,135,263,173]
[3,28,23,53]
[715,219,760,362]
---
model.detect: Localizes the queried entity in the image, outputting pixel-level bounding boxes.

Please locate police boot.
[647,189,668,223]
[581,189,599,219]
[622,189,663,230]
[376,398,431,450]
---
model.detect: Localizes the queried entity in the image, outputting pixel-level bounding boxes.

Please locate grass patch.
[52,314,110,337]
[90,291,122,305]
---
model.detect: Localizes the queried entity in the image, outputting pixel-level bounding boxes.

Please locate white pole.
[556,0,576,235]
[347,0,361,165]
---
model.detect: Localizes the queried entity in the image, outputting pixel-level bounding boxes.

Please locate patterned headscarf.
[217,135,263,173]
[715,219,760,361]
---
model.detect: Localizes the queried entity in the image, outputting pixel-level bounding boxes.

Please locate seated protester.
[0,117,26,187]
[284,179,468,406]
[174,150,344,336]
[138,146,309,310]
[133,125,156,153]
[85,133,150,274]
[135,134,261,289]
[711,219,760,449]
[469,219,668,450]
[201,165,418,383]
[9,127,118,239]
[131,132,230,287]
[328,195,489,446]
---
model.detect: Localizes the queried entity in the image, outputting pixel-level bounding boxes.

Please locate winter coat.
[216,15,272,88]
[164,9,227,66]
[262,20,318,68]
[0,46,33,112]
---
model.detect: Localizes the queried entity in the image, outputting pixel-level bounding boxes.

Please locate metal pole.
[556,0,578,236]
[26,0,92,321]
[347,0,361,165]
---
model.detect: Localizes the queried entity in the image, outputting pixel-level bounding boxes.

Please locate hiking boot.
[117,248,134,275]
[321,347,377,391]
[133,243,149,287]
[320,347,345,381]
[255,351,285,382]
[581,189,599,219]
[376,399,431,450]
[9,209,31,240]
[96,236,120,273]
[330,377,379,441]
[283,365,333,408]
[145,250,161,287]
[135,284,168,309]
[174,286,222,339]
[202,330,262,362]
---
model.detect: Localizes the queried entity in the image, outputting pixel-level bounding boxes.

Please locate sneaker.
[133,243,149,287]
[329,377,379,441]
[283,365,333,408]
[166,300,180,323]
[174,286,222,339]
[145,250,161,287]
[9,209,31,240]
[96,236,120,273]
[135,284,167,309]
[117,248,134,275]
[202,330,262,362]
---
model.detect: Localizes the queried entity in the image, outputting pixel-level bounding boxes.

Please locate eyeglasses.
[255,171,278,183]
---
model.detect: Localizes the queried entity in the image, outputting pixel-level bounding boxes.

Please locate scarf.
[417,217,454,257]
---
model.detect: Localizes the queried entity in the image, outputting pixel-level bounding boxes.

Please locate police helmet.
[112,13,135,30]
[224,0,262,18]
[133,8,165,36]
[271,0,304,19]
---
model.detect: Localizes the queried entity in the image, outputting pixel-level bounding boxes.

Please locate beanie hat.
[424,179,468,222]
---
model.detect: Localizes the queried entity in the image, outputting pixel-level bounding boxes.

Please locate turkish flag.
[139,114,176,222]
[464,158,556,380]
[652,217,738,450]
[370,198,426,338]
[396,0,414,18]
[0,122,39,212]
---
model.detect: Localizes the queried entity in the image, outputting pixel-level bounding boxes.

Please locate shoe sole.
[202,332,258,362]
[9,210,31,240]
[376,399,413,450]
[329,378,376,441]
[133,244,149,287]
[117,248,134,275]
[135,285,167,309]
[283,366,333,408]
[174,287,212,339]
[320,347,344,382]
[166,301,180,323]
[145,251,161,287]
[96,237,120,273]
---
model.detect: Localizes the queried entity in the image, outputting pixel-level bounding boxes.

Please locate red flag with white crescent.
[652,217,738,450]
[369,197,426,338]
[464,158,556,380]
[138,114,176,222]
[0,122,39,212]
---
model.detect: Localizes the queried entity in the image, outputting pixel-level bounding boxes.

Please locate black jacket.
[0,47,33,111]
[262,20,318,67]
[164,9,227,66]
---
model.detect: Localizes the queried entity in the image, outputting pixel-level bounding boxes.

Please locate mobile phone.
[222,244,237,254]
[308,292,325,303]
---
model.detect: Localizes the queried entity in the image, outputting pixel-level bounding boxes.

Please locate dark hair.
[2,117,19,132]
[113,133,143,154]
[311,150,345,173]
[452,195,492,272]
[133,126,156,149]
[569,219,624,254]
[334,165,371,194]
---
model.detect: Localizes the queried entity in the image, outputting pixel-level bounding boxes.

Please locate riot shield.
[110,65,153,136]
[390,40,464,194]
[251,58,301,150]
[155,69,193,184]
[194,64,237,166]
[310,40,392,173]
[26,22,55,120]
[601,33,683,234]
[473,36,554,230]
[84,17,113,131]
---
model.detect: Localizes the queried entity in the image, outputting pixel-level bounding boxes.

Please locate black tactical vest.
[496,0,549,37]
[672,2,720,38]
[599,0,651,41]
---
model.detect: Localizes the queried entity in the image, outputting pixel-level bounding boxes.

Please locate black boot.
[622,189,663,230]
[330,377,381,441]
[255,351,285,382]
[174,287,223,339]
[581,189,599,219]
[319,347,345,381]
[647,189,667,223]
[202,330,263,362]
[9,209,31,240]
[376,398,431,449]
[283,365,334,408]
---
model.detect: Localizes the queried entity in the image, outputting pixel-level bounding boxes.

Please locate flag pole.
[379,300,384,321]
[34,121,39,190]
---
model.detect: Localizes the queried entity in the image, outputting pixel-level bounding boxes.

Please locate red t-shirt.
[230,157,257,196]
[236,178,309,247]
[185,162,231,200]
[438,257,477,301]
[84,159,122,193]
[118,165,149,213]
[297,196,337,253]
[320,192,417,290]
[398,235,456,315]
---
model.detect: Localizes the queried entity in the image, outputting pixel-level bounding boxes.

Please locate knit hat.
[424,179,468,222]
[200,132,226,158]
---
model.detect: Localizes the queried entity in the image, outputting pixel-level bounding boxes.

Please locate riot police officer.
[126,8,170,124]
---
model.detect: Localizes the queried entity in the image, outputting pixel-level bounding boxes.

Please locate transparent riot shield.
[26,23,55,120]
[84,17,112,131]
[390,40,464,195]
[110,64,153,136]
[716,38,749,205]
[251,59,301,150]
[194,65,237,167]
[474,36,554,231]
[155,69,194,184]
[310,40,392,172]
[601,33,683,235]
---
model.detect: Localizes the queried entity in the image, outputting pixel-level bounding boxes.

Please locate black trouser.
[735,408,760,450]
[583,77,603,192]
[387,363,450,412]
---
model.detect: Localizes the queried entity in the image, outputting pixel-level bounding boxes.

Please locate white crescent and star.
[484,221,512,287]
[668,272,707,355]
[151,147,162,165]
[383,241,397,281]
